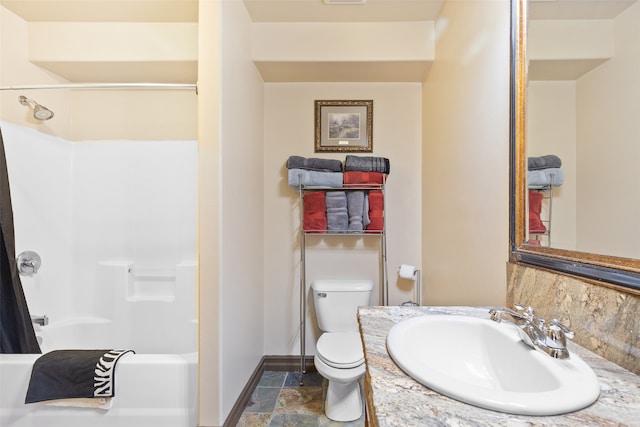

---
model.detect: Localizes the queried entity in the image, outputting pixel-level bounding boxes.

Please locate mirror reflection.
[525,0,639,260]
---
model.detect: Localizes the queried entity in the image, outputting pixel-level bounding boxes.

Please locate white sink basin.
[386,314,600,415]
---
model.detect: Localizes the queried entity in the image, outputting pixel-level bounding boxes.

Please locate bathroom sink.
[386,315,600,415]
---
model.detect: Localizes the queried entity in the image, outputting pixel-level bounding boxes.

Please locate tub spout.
[31,315,49,326]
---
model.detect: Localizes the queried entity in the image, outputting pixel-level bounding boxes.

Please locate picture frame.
[314,100,373,153]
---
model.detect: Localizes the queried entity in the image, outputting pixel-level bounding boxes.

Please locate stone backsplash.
[507,262,639,375]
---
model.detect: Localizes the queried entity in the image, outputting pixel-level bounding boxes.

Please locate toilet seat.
[316,332,364,369]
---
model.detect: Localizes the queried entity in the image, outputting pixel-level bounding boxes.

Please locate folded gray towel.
[286,156,343,172]
[347,191,365,232]
[288,169,343,189]
[363,194,371,228]
[528,155,561,171]
[327,208,348,232]
[528,168,564,188]
[325,191,347,210]
[345,155,390,174]
[323,192,348,232]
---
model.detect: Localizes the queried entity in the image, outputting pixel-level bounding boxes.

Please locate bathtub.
[0,318,197,427]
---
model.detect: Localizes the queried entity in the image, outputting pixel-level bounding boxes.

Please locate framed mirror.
[510,0,640,293]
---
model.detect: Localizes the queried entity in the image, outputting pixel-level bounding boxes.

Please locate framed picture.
[314,100,373,152]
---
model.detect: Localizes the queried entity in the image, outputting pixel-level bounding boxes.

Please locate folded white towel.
[42,397,113,409]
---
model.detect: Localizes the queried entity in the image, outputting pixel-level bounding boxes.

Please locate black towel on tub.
[25,349,134,404]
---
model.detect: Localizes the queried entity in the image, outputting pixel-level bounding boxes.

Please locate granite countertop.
[358,306,640,427]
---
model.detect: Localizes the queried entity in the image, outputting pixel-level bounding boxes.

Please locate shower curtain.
[0,125,41,353]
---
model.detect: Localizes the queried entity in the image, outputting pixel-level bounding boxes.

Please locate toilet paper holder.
[398,264,421,306]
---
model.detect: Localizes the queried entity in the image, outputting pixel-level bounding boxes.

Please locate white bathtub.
[0,318,197,427]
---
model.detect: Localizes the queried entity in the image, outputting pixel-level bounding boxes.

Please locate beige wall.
[527,81,577,250]
[526,2,640,258]
[0,6,71,137]
[263,83,422,355]
[576,1,640,258]
[196,0,221,424]
[422,0,510,306]
[0,5,196,141]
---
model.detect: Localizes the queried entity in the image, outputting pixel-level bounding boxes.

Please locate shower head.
[18,95,54,120]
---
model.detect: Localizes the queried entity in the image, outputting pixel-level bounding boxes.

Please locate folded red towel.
[528,191,546,234]
[368,190,384,210]
[304,211,327,233]
[304,192,326,213]
[366,211,384,232]
[343,171,385,185]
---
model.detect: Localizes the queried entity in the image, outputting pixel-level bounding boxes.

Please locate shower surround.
[0,121,198,426]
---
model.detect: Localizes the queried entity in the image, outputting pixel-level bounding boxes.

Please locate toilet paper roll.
[398,264,417,279]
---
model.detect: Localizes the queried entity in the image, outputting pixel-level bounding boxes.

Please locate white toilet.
[312,279,373,422]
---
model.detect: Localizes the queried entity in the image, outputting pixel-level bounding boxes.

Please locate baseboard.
[223,355,316,427]
[263,355,316,372]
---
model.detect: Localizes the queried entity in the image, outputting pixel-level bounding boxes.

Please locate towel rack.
[297,179,388,385]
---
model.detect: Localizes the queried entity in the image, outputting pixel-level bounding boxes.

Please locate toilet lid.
[316,332,364,369]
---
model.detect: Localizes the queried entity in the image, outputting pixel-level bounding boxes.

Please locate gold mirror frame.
[509,0,640,294]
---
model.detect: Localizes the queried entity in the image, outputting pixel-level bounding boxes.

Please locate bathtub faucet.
[17,251,41,276]
[489,304,574,359]
[31,315,49,326]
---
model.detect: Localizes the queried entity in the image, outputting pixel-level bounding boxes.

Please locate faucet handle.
[513,303,536,320]
[546,319,574,346]
[17,251,41,276]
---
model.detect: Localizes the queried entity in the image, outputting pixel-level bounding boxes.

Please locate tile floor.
[236,370,365,427]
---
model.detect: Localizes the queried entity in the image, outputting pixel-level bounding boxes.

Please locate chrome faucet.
[489,304,574,359]
[31,315,49,326]
[17,251,41,276]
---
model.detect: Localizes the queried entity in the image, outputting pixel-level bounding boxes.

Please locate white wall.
[263,83,422,355]
[1,121,73,318]
[1,121,197,351]
[422,0,510,306]
[576,1,640,258]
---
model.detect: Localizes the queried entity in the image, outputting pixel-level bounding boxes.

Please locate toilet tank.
[312,280,374,333]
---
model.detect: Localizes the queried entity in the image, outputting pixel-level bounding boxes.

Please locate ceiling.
[1,0,637,83]
[1,0,636,23]
[529,0,637,20]
[0,0,198,22]
[0,0,444,22]
[1,0,444,84]
[243,0,444,22]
